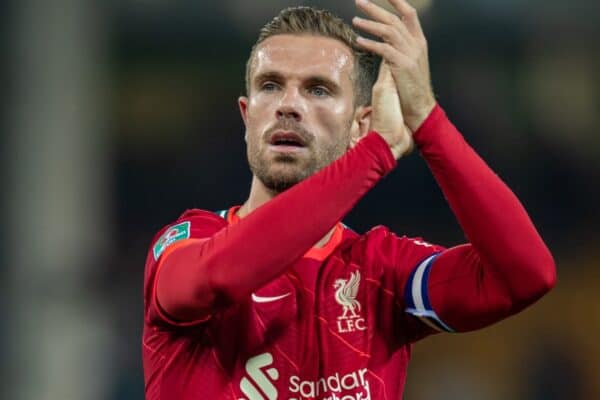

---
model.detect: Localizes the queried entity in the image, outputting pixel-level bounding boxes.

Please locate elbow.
[515,247,557,304]
[534,247,557,294]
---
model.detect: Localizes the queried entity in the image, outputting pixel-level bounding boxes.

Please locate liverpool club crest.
[334,271,366,333]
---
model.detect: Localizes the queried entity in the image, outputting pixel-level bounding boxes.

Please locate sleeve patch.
[153,221,191,260]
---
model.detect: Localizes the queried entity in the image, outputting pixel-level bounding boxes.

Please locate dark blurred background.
[1,0,598,399]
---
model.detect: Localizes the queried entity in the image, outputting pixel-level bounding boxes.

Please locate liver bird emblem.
[333,271,361,319]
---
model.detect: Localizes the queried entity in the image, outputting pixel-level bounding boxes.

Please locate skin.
[237,0,436,246]
[239,35,372,197]
[353,0,437,131]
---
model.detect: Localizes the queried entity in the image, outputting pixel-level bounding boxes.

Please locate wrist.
[405,98,437,132]
[412,103,447,149]
[363,131,398,171]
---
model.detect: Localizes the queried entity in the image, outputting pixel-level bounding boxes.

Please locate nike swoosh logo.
[251,292,292,303]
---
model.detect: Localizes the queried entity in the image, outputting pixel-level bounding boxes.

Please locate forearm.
[415,105,556,304]
[156,132,396,321]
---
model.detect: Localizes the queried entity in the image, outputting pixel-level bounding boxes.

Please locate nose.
[275,87,303,122]
[276,107,301,121]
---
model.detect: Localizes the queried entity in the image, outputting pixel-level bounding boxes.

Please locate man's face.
[239,34,361,192]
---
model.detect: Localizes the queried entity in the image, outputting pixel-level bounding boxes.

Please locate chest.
[213,256,400,367]
[202,257,409,399]
[252,257,375,338]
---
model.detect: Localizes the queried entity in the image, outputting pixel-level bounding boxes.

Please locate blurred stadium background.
[1,0,598,399]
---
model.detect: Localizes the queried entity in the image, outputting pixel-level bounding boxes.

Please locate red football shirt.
[144,206,444,399]
[142,105,555,399]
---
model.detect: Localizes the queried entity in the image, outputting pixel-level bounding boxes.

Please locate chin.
[249,151,317,192]
[264,173,305,192]
[260,165,311,193]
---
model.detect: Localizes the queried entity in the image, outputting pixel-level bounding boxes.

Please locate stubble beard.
[247,131,350,194]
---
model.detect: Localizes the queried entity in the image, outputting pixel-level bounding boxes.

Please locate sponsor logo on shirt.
[289,368,372,400]
[239,353,372,400]
[239,353,279,400]
[334,271,366,333]
[153,221,190,260]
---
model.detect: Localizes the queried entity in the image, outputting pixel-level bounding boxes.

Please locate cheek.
[246,101,260,127]
[314,101,353,140]
[244,118,262,150]
[245,101,266,139]
[247,97,276,132]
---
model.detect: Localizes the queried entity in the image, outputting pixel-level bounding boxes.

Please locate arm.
[153,45,413,325]
[354,0,555,332]
[154,132,396,323]
[404,106,555,332]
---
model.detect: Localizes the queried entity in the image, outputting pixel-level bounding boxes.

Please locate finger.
[355,0,405,30]
[352,16,410,52]
[354,0,413,40]
[372,62,397,109]
[387,0,423,37]
[378,61,392,83]
[356,36,411,67]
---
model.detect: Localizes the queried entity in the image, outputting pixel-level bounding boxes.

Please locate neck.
[237,175,336,249]
[237,175,277,218]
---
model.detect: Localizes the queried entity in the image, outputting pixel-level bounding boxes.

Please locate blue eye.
[262,82,279,92]
[310,86,329,97]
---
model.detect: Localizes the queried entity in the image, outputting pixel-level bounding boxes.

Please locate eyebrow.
[254,71,284,84]
[253,71,342,94]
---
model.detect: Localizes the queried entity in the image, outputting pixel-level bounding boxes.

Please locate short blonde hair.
[245,6,379,106]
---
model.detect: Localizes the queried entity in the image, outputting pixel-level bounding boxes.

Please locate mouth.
[268,131,307,153]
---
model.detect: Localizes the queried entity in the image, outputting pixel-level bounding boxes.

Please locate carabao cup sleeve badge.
[153,221,191,260]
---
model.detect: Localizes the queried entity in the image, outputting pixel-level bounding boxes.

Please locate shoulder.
[344,224,438,250]
[149,208,227,261]
[341,224,444,266]
[142,208,228,319]
[152,208,227,241]
[161,208,226,231]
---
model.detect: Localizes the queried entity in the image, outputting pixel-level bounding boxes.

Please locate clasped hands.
[353,0,436,159]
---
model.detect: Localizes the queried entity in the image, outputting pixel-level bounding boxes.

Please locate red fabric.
[143,223,444,399]
[412,105,556,331]
[142,105,556,399]
[154,131,396,322]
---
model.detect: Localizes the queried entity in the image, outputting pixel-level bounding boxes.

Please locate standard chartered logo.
[239,352,372,400]
[239,352,279,400]
[289,368,371,400]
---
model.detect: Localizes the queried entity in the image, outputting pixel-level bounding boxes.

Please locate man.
[142,1,556,399]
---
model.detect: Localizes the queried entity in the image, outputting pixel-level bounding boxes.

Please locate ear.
[348,105,373,149]
[238,96,249,142]
[238,96,249,125]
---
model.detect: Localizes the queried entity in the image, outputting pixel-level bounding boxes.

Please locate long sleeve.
[405,105,556,332]
[154,132,396,323]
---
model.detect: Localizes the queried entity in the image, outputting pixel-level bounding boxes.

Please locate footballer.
[142,1,556,399]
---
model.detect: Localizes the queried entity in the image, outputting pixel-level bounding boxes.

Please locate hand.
[353,0,436,132]
[370,61,414,160]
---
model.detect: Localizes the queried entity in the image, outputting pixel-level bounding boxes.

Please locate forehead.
[251,34,355,84]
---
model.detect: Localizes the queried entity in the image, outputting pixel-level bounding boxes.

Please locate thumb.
[374,61,393,88]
